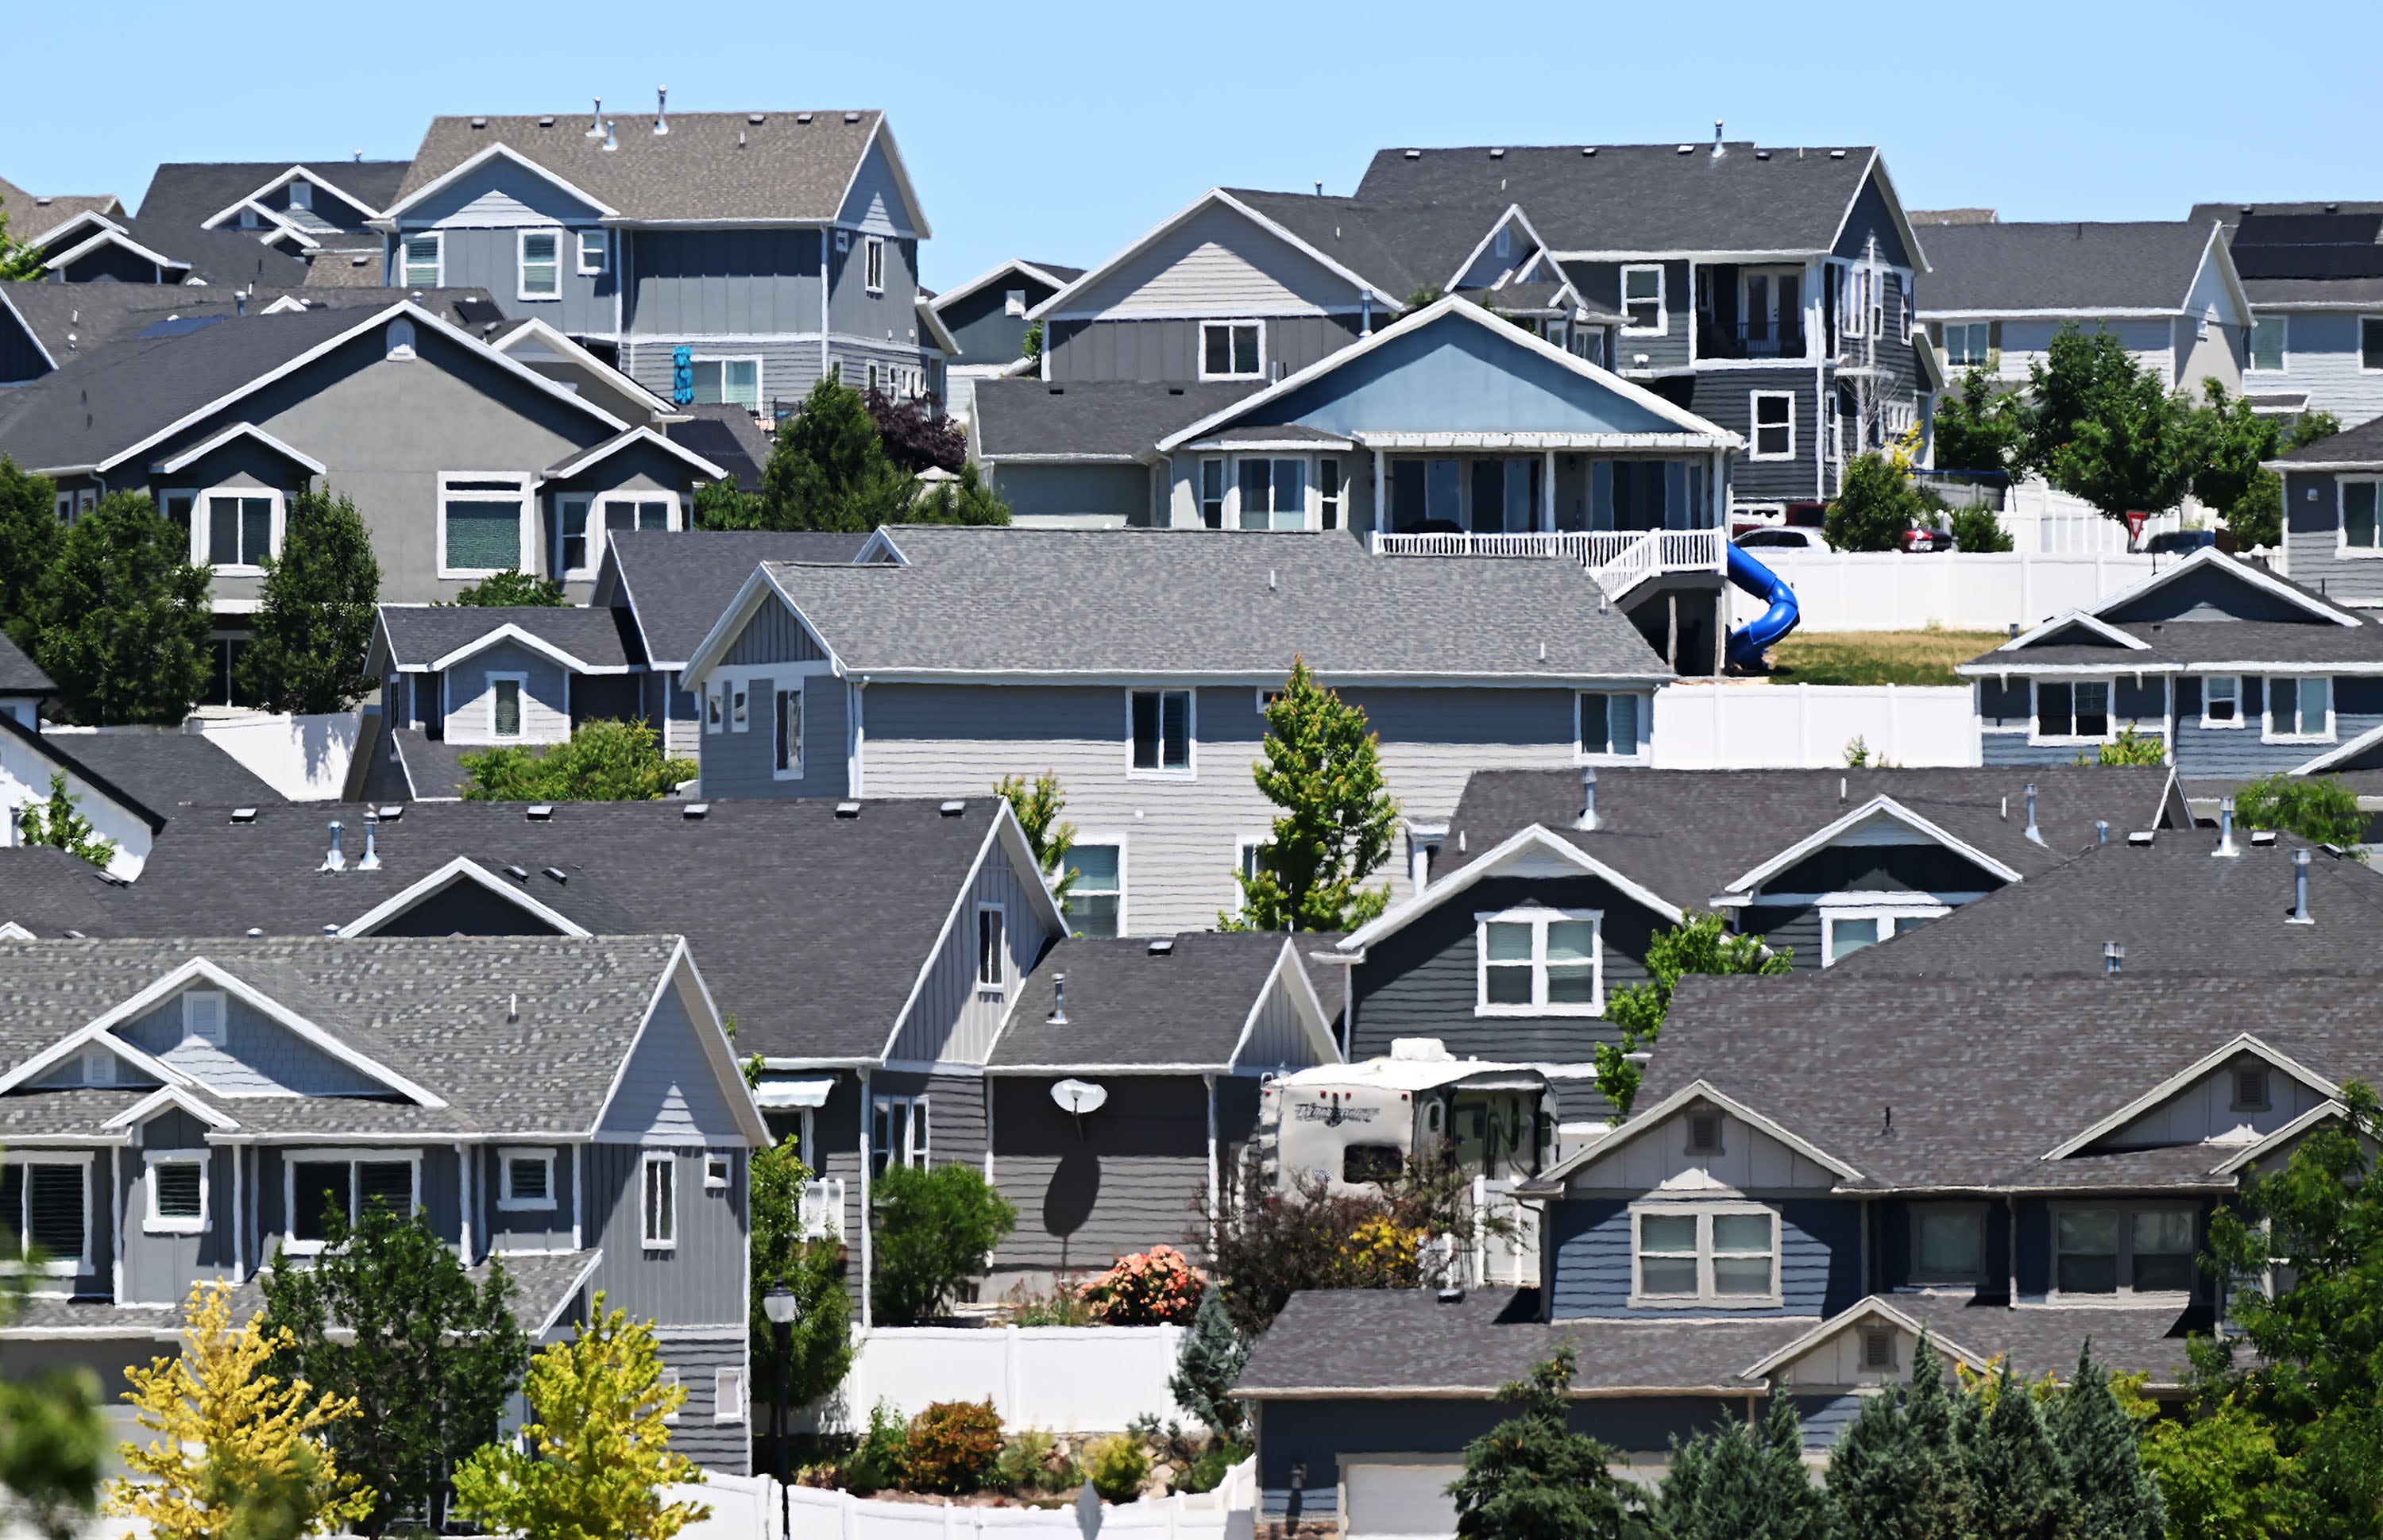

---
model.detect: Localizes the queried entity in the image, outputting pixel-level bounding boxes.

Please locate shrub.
[2236,771,2368,853]
[906,1399,1003,1495]
[1949,504,2014,552]
[453,568,566,606]
[1084,1434,1151,1503]
[995,1428,1082,1496]
[1003,1282,1097,1327]
[1202,1156,1490,1336]
[1079,1246,1207,1326]
[871,1164,1018,1326]
[2088,724,2167,766]
[844,1400,909,1494]
[1822,452,1929,552]
[1181,1438,1249,1495]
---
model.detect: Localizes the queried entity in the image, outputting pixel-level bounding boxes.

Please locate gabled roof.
[1343,824,1687,952]
[1957,550,2369,675]
[194,164,396,227]
[372,604,639,675]
[1741,1296,1989,1380]
[41,225,188,279]
[659,407,776,493]
[0,716,278,831]
[1710,793,2025,902]
[2040,1032,2339,1160]
[593,529,874,668]
[1524,1078,1864,1193]
[2271,413,2383,472]
[0,628,53,695]
[1222,189,1528,300]
[0,177,122,245]
[0,848,124,936]
[543,424,727,483]
[972,380,1257,462]
[929,259,1085,315]
[489,316,678,417]
[1918,220,2242,315]
[987,932,1340,1072]
[152,421,325,477]
[0,284,499,380]
[1029,187,1407,322]
[2004,608,2155,652]
[137,161,411,230]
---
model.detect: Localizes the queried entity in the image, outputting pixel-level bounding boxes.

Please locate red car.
[1902,523,1954,553]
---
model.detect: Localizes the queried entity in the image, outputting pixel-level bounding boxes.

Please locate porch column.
[1372,446,1387,535]
[1542,450,1555,532]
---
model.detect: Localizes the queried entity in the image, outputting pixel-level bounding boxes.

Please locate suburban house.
[0,176,122,249]
[678,521,1683,936]
[929,257,1082,419]
[137,160,409,286]
[1957,547,2383,794]
[0,934,767,1471]
[0,300,728,653]
[1331,765,2185,1125]
[2268,413,2383,607]
[375,106,936,412]
[1916,218,2252,400]
[2192,201,2383,426]
[1239,961,2366,1525]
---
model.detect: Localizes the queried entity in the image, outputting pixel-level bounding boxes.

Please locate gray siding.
[443,639,572,746]
[120,991,388,1098]
[988,1075,1208,1272]
[257,1144,464,1259]
[595,970,746,1145]
[1691,369,1820,507]
[618,335,824,420]
[2103,565,2317,624]
[1240,961,1322,1069]
[1546,1197,1860,1320]
[725,601,828,666]
[695,671,847,799]
[652,1331,751,1474]
[827,231,920,349]
[585,1143,746,1326]
[989,464,1155,524]
[1795,1393,1868,1453]
[2284,469,2383,607]
[627,230,823,337]
[2257,311,2383,427]
[481,1141,579,1255]
[120,1114,238,1306]
[887,839,1054,1066]
[413,226,612,335]
[0,305,51,384]
[1044,314,1362,384]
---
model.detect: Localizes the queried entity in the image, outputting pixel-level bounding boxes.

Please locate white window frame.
[2030,677,2117,746]
[2337,476,2382,558]
[183,989,228,1046]
[195,488,286,575]
[1064,837,1126,939]
[1198,321,1266,381]
[280,1150,423,1255]
[516,227,563,302]
[3,1154,94,1276]
[144,1151,210,1235]
[1819,902,1948,966]
[1620,264,1667,335]
[1575,691,1647,763]
[773,685,803,778]
[1941,321,1992,368]
[871,1095,929,1176]
[863,235,886,295]
[437,473,535,580]
[705,1154,731,1191]
[1627,1202,1782,1309]
[703,683,724,735]
[1474,906,1604,1017]
[400,231,442,289]
[975,903,1007,994]
[2362,316,2383,374]
[498,1148,556,1211]
[1232,835,1268,917]
[1003,289,1027,318]
[689,356,764,413]
[2246,314,2286,374]
[1126,688,1195,780]
[1198,457,1226,529]
[1906,1201,1987,1286]
[1749,392,1797,461]
[731,682,750,733]
[577,230,608,276]
[715,1365,747,1422]
[2049,1202,2199,1300]
[660,1368,682,1425]
[2200,674,2244,729]
[288,179,313,211]
[2263,674,2335,744]
[1233,456,1313,531]
[641,1152,677,1249]
[487,672,528,741]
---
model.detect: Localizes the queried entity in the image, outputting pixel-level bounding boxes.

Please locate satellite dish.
[1051,1079,1109,1116]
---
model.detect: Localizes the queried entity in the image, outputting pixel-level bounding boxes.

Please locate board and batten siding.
[1562,1107,1844,1195]
[987,1075,1210,1274]
[1691,369,1819,507]
[594,967,746,1146]
[1056,202,1363,322]
[1546,1196,1857,1320]
[118,1115,236,1306]
[481,1141,578,1255]
[442,640,572,746]
[650,1331,751,1473]
[626,229,823,338]
[1240,959,1324,1069]
[585,1143,746,1326]
[1044,314,1361,384]
[696,669,847,800]
[987,463,1155,524]
[2174,674,2383,778]
[886,844,1052,1066]
[256,1144,464,1260]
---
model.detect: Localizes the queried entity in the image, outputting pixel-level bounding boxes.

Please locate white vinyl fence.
[1651,685,1979,769]
[2005,477,2189,555]
[767,1462,1258,1540]
[809,1326,1195,1434]
[183,710,363,800]
[1728,551,2157,634]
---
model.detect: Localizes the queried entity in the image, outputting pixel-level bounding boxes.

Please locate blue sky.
[11,0,2378,291]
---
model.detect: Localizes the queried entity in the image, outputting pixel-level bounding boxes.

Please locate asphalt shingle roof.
[1964,619,2383,670]
[373,604,639,671]
[662,406,775,492]
[0,629,52,693]
[0,847,126,934]
[2277,415,2383,469]
[0,285,496,376]
[393,113,901,226]
[767,525,1673,681]
[597,530,873,667]
[991,932,1327,1070]
[972,380,1256,461]
[33,728,280,816]
[1918,221,2217,314]
[1225,190,1513,300]
[136,162,411,229]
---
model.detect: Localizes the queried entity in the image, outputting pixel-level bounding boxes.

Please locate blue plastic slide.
[1724,540,1801,669]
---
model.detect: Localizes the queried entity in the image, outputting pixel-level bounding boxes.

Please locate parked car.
[1902,522,1954,553]
[2145,528,2219,557]
[1735,527,1831,552]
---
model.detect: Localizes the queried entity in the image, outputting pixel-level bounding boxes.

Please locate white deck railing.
[1369,527,1725,598]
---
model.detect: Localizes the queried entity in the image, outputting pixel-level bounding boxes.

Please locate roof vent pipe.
[1048,973,1068,1025]
[2290,847,2314,924]
[1314,179,1323,196]
[2214,796,2238,859]
[2024,783,2043,845]
[603,119,618,152]
[1577,767,1598,831]
[319,820,346,872]
[357,820,380,872]
[655,86,669,135]
[586,98,604,138]
[2103,941,2124,976]
[2096,820,2109,845]
[1712,119,1725,157]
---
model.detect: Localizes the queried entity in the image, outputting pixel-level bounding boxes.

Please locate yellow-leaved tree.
[453,1292,709,1540]
[106,1280,374,1540]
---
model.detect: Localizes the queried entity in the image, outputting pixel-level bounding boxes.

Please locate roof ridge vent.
[230,807,258,824]
[526,804,554,820]
[939,799,966,816]
[844,110,862,123]
[2250,829,2277,847]
[2126,830,2155,846]
[378,804,405,820]
[543,866,568,884]
[504,863,530,881]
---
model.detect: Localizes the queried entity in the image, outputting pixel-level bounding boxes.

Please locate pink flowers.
[1078,1245,1207,1326]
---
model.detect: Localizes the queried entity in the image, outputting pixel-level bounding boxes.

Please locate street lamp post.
[762,1283,799,1531]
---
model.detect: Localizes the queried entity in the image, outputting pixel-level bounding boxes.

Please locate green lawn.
[1765,630,2004,687]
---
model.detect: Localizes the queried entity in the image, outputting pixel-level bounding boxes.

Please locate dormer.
[2046,1035,2336,1160]
[1747,1299,1972,1395]
[1711,796,2022,937]
[1525,1081,1856,1198]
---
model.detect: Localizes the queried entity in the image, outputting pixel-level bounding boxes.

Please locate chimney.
[2214,796,2238,858]
[655,85,670,135]
[2103,941,2124,976]
[357,816,381,872]
[2024,783,2043,845]
[586,98,605,138]
[2095,820,2109,845]
[1577,766,1598,831]
[319,820,346,872]
[2289,847,2313,924]
[1048,973,1068,1025]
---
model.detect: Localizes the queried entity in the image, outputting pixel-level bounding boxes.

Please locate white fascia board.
[1226,939,1344,1071]
[1915,307,2188,322]
[381,142,620,222]
[680,565,846,685]
[99,1084,239,1133]
[492,317,677,415]
[151,421,327,477]
[2264,459,2383,473]
[2211,1099,2350,1177]
[670,940,771,1146]
[0,287,58,370]
[201,165,386,229]
[27,210,126,246]
[931,259,1073,314]
[2200,222,2257,330]
[1349,430,1731,450]
[2040,1033,2339,1160]
[2003,608,2154,653]
[1439,203,1546,291]
[0,1024,194,1098]
[1548,247,1827,263]
[426,621,616,675]
[1910,327,1948,392]
[988,798,1070,936]
[853,527,910,565]
[875,816,1010,1066]
[1743,1295,1985,1380]
[1026,188,1392,325]
[1157,295,1737,454]
[1718,794,2024,897]
[339,856,593,940]
[917,297,962,356]
[832,669,1679,689]
[2292,720,2383,774]
[1827,151,1933,277]
[1342,824,1686,951]
[546,424,728,483]
[2082,547,2362,627]
[42,228,186,275]
[1528,1078,1863,1190]
[832,118,931,241]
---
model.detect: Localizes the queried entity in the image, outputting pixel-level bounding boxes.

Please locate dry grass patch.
[1764,630,2006,687]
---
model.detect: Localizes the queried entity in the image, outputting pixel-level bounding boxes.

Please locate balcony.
[1368,527,1725,599]
[1696,315,1808,361]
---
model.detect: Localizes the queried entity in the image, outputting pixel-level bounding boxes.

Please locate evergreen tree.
[452,568,566,606]
[1446,1346,1644,1540]
[259,1198,527,1534]
[2051,1345,2165,1540]
[995,770,1078,903]
[0,457,61,646]
[1593,912,1789,1116]
[747,1136,852,1414]
[236,488,380,715]
[15,772,117,869]
[1823,451,1932,551]
[1226,658,1400,932]
[693,477,766,531]
[1655,1395,1825,1540]
[913,462,1012,526]
[1824,1336,1972,1540]
[1964,1363,2076,1540]
[25,492,211,725]
[760,376,917,531]
[1167,1285,1249,1443]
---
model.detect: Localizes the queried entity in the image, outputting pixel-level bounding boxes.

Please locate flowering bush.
[1342,1215,1425,1276]
[1079,1245,1207,1326]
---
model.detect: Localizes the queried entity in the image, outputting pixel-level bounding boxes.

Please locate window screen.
[493,678,523,739]
[443,485,522,571]
[154,1162,203,1220]
[207,495,273,566]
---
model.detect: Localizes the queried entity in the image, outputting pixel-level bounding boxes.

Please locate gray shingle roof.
[1353,144,1884,257]
[762,526,1673,682]
[663,406,775,492]
[0,177,122,244]
[79,797,1010,1063]
[597,530,873,667]
[1963,618,2383,670]
[114,217,309,288]
[0,628,52,694]
[136,162,411,228]
[1918,221,2217,314]
[2276,415,2383,469]
[971,380,1256,461]
[0,284,498,377]
[381,728,474,801]
[1225,190,1510,300]
[0,847,126,935]
[394,113,903,226]
[1888,1295,2200,1387]
[990,932,1327,1070]
[373,604,639,671]
[33,728,280,816]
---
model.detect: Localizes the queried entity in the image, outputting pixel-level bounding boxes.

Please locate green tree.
[1963,1362,2075,1540]
[870,1164,1017,1327]
[1825,1337,1973,1540]
[1593,912,1788,1117]
[0,457,62,646]
[237,488,380,714]
[692,478,765,531]
[2030,325,2199,525]
[913,462,1013,526]
[1019,321,1043,363]
[1446,1346,1645,1540]
[1824,452,1931,551]
[2090,724,2167,766]
[995,771,1078,904]
[450,1293,710,1540]
[2139,1393,2290,1540]
[15,771,117,869]
[761,376,917,531]
[2050,1345,2164,1540]
[453,569,566,606]
[0,1262,107,1540]
[1168,1285,1249,1443]
[1654,1395,1826,1540]
[2192,386,2340,550]
[25,492,211,724]
[460,719,696,801]
[747,1137,852,1413]
[1933,367,2034,477]
[2233,771,2366,852]
[259,1197,528,1535]
[1949,504,2015,552]
[0,209,46,283]
[1226,658,1400,932]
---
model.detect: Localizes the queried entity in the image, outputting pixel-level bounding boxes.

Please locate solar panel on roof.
[453,298,506,327]
[137,315,228,340]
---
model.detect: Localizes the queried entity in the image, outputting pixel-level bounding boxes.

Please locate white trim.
[98,1085,239,1133]
[2047,1199,2200,1302]
[863,234,886,295]
[2041,1033,2338,1160]
[771,680,805,779]
[488,318,676,417]
[2261,674,2335,744]
[2291,717,2383,774]
[437,472,536,580]
[1343,824,1687,951]
[41,228,186,277]
[1475,905,1604,1016]
[588,943,769,1148]
[679,565,849,686]
[974,901,1007,994]
[192,487,286,576]
[1531,1079,1863,1188]
[151,423,326,477]
[279,1148,423,1254]
[1196,320,1268,382]
[497,1148,558,1210]
[141,1150,208,1234]
[1819,902,1948,966]
[1620,264,1667,335]
[1627,1202,1782,1309]
[1025,187,1401,326]
[427,621,628,676]
[2088,547,2356,629]
[383,142,620,222]
[640,1152,678,1249]
[2,1156,95,1276]
[1743,1295,1983,1380]
[1998,608,2155,654]
[2211,1099,2348,1177]
[2199,674,2245,730]
[2030,676,2119,747]
[929,259,1077,315]
[399,230,444,288]
[1125,686,1196,780]
[1716,795,2025,899]
[556,488,687,582]
[1748,390,1797,461]
[2335,474,2383,558]
[339,856,594,940]
[685,353,765,415]
[516,228,564,302]
[485,670,529,740]
[199,164,387,227]
[577,229,608,276]
[714,1364,747,1423]
[1223,940,1345,1071]
[0,288,57,372]
[832,117,933,240]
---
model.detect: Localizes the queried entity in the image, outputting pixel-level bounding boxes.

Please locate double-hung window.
[2340,479,2380,553]
[1237,458,1307,530]
[641,1154,676,1249]
[976,904,1006,992]
[1941,321,1992,367]
[774,687,803,776]
[400,232,441,288]
[2054,1206,2196,1296]
[1198,459,1226,529]
[1909,1204,1985,1285]
[691,357,762,411]
[577,230,607,275]
[1066,844,1122,937]
[1129,689,1192,775]
[1632,1206,1779,1306]
[1578,692,1643,758]
[871,1096,927,1177]
[438,475,531,577]
[2247,315,2285,372]
[863,235,886,294]
[1621,265,1665,334]
[0,1160,87,1271]
[2268,675,2331,741]
[145,1154,207,1234]
[1821,904,1945,965]
[2201,674,2242,728]
[288,1155,418,1246]
[203,491,279,571]
[1319,459,1344,529]
[1750,392,1796,460]
[518,230,562,299]
[1477,908,1602,1014]
[1200,322,1263,379]
[2033,678,2111,742]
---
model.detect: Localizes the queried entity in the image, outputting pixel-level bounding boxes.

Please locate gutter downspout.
[233,1146,245,1279]
[1813,262,1828,504]
[858,1066,874,1330]
[821,227,833,393]
[1203,1072,1220,1257]
[458,1142,473,1264]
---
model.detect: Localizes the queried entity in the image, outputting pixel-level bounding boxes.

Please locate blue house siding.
[1875,1198,2011,1294]
[1794,1392,1868,1453]
[1546,1197,1860,1320]
[2104,565,2317,624]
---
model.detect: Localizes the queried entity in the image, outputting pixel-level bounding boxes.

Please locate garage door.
[1343,1461,1462,1540]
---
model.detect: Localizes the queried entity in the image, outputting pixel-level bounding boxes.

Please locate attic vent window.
[385,319,417,360]
[183,990,227,1046]
[1686,1111,1723,1156]
[230,808,258,824]
[2234,1066,2272,1111]
[1860,1325,1896,1371]
[526,804,554,821]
